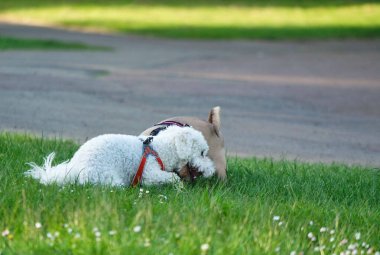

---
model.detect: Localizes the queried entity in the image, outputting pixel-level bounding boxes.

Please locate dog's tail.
[25,152,74,185]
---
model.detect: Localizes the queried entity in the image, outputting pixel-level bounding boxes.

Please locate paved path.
[1,23,380,166]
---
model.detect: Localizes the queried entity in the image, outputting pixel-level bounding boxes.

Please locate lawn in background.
[0,133,379,254]
[0,36,107,50]
[0,0,379,39]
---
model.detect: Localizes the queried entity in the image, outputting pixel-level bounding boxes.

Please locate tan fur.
[140,106,227,180]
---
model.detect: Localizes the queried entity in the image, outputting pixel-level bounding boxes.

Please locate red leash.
[131,143,165,187]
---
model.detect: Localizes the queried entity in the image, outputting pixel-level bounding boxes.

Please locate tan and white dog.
[140,106,227,181]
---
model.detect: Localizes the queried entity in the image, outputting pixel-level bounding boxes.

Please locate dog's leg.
[142,168,180,186]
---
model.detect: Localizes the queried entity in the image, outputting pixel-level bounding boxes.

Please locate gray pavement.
[1,23,380,166]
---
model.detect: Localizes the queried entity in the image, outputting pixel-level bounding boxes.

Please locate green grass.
[0,0,379,39]
[1,132,379,254]
[0,36,108,50]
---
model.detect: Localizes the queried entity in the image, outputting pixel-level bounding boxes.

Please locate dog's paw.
[170,172,181,183]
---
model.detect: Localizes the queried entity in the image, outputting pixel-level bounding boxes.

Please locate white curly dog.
[25,126,215,186]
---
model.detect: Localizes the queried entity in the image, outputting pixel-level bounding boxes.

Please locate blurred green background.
[0,0,379,40]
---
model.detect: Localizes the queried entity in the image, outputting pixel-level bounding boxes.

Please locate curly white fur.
[25,126,215,186]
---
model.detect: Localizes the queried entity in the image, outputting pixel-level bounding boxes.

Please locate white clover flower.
[1,229,10,237]
[355,232,361,240]
[93,227,99,233]
[320,227,327,232]
[95,231,101,237]
[47,232,54,239]
[109,230,117,236]
[145,190,150,194]
[273,216,280,221]
[348,244,358,250]
[275,247,280,252]
[63,223,68,228]
[201,243,210,251]
[307,232,317,242]
[309,221,314,226]
[158,194,168,203]
[330,237,335,242]
[138,188,144,198]
[290,251,296,255]
[374,251,380,255]
[74,233,81,239]
[68,228,73,234]
[35,222,42,229]
[330,229,335,235]
[133,225,142,233]
[339,239,348,246]
[278,221,284,226]
[144,238,151,247]
[54,231,59,237]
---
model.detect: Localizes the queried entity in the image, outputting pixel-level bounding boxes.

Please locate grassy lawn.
[0,36,107,50]
[0,132,379,254]
[0,0,379,39]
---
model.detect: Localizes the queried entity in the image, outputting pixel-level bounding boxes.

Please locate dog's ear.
[208,106,221,137]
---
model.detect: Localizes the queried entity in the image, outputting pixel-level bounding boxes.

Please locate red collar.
[131,144,165,187]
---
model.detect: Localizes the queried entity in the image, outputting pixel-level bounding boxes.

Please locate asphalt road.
[1,23,380,166]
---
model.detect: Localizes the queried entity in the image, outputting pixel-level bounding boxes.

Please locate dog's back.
[68,134,142,185]
[26,134,143,186]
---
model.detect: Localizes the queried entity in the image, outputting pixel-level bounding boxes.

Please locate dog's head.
[140,106,226,180]
[154,126,216,179]
[169,107,226,180]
